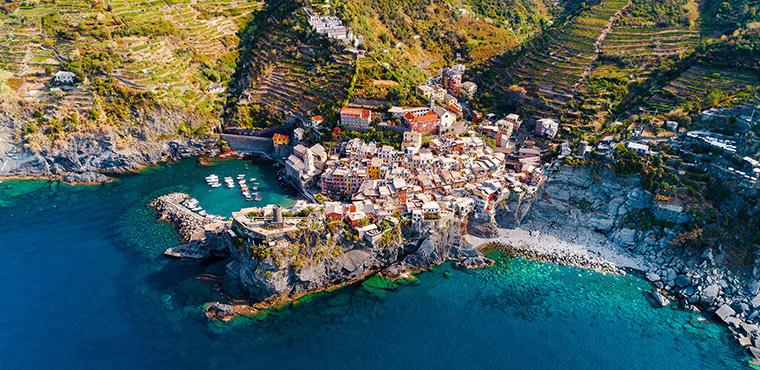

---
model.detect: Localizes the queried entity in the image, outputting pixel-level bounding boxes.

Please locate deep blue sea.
[0,158,750,369]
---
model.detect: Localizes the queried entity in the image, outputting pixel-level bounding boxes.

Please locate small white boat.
[236,174,245,180]
[224,177,235,188]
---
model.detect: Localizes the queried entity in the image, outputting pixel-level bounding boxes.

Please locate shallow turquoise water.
[0,158,749,369]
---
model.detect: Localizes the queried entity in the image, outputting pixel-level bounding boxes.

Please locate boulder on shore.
[646,272,660,282]
[715,304,736,323]
[701,284,721,305]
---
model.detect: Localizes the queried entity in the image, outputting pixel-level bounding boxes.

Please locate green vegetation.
[225,0,355,128]
[1,0,264,150]
[326,0,564,101]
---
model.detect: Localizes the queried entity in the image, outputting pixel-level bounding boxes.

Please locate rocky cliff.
[223,216,493,306]
[0,110,218,182]
[496,164,760,358]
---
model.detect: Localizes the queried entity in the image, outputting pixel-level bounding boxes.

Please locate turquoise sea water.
[0,158,749,369]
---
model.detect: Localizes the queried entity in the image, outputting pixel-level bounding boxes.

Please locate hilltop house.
[403,110,440,134]
[340,107,372,130]
[53,71,75,85]
[535,118,559,139]
[626,141,650,155]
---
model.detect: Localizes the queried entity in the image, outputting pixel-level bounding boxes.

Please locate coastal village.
[157,55,760,363]
[216,63,556,251]
[3,0,760,367]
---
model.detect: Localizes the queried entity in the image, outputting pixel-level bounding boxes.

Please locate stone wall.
[222,134,274,155]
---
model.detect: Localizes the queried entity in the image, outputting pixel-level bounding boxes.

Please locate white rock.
[701,284,721,305]
[715,304,736,323]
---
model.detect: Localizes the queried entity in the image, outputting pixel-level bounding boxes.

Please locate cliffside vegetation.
[319,0,574,104]
[1,0,263,151]
[224,0,356,130]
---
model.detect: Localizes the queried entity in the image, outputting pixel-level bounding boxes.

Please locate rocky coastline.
[149,192,495,319]
[496,163,760,362]
[148,163,760,362]
[0,124,219,184]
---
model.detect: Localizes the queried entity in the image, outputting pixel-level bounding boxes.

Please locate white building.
[535,118,559,139]
[53,71,75,85]
[626,142,650,155]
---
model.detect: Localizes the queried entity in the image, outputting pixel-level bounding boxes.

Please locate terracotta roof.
[340,107,371,119]
[272,133,289,144]
[312,115,324,121]
[404,111,439,123]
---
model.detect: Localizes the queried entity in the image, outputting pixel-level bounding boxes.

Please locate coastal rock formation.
[494,164,760,360]
[224,216,493,305]
[62,171,112,184]
[0,112,218,183]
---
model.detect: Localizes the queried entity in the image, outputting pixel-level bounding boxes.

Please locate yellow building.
[368,157,382,180]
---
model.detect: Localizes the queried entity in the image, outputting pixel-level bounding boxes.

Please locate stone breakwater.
[149,193,213,242]
[506,163,760,362]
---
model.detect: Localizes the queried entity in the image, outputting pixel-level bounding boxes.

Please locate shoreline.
[27,153,752,363]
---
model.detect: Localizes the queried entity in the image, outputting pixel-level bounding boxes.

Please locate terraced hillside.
[643,63,760,113]
[477,0,751,133]
[569,0,704,127]
[225,0,356,129]
[327,0,575,103]
[0,0,262,151]
[482,0,632,121]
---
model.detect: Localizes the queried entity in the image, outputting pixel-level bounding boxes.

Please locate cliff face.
[0,109,218,180]
[512,164,653,233]
[224,216,493,304]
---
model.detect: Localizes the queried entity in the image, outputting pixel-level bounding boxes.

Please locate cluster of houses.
[422,64,478,100]
[330,64,479,134]
[315,129,546,225]
[304,7,364,49]
[237,130,548,250]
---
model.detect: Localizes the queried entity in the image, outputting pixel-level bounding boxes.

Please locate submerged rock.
[62,171,112,184]
[646,290,670,308]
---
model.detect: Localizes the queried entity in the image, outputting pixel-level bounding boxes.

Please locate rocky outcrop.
[495,163,760,360]
[62,171,113,184]
[0,111,219,183]
[224,216,493,306]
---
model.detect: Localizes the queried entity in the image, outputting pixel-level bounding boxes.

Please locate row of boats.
[205,174,262,201]
[180,198,227,220]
